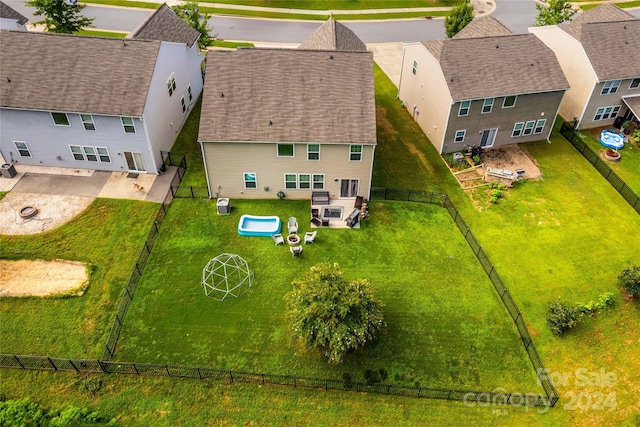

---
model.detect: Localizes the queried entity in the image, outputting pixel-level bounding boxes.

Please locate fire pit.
[19,206,39,219]
[287,234,301,246]
[604,149,621,162]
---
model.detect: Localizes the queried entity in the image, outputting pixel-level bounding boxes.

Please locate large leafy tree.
[26,0,94,33]
[444,1,474,38]
[172,0,216,50]
[285,263,385,364]
[534,0,576,26]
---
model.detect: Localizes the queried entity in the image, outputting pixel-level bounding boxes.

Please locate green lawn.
[0,200,159,358]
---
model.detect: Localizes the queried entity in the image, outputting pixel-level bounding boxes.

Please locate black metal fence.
[370,188,559,407]
[0,354,551,407]
[559,122,640,214]
[161,151,210,199]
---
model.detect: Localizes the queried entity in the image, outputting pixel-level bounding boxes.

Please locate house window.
[285,173,297,189]
[594,105,621,121]
[512,122,524,137]
[631,78,640,89]
[243,172,257,189]
[534,119,546,134]
[181,96,186,113]
[299,174,311,189]
[458,100,470,116]
[70,145,84,160]
[14,141,31,157]
[454,130,466,143]
[51,112,70,126]
[601,80,621,95]
[503,95,517,108]
[167,75,176,96]
[482,98,494,114]
[277,144,294,157]
[96,147,111,163]
[187,85,193,100]
[82,146,98,162]
[80,114,95,131]
[523,120,535,136]
[307,144,320,161]
[350,145,362,161]
[312,174,325,189]
[412,59,418,76]
[121,117,136,134]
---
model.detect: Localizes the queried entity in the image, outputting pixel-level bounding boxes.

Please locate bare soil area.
[479,144,542,181]
[0,259,89,297]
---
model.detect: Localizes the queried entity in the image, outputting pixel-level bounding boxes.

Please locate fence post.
[13,355,24,369]
[47,357,57,370]
[229,370,233,383]
[198,368,203,380]
[190,186,195,198]
[133,363,139,374]
[69,359,79,372]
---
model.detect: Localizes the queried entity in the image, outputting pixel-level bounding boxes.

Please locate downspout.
[397,43,407,98]
[549,90,566,143]
[367,144,376,200]
[200,141,214,199]
[576,80,598,130]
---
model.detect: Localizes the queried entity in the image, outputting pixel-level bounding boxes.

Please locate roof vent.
[220,92,224,98]
[269,120,273,126]
[330,54,333,59]
[496,45,499,48]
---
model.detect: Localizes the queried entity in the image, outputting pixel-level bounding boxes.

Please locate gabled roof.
[422,34,569,101]
[128,3,200,47]
[298,18,367,52]
[453,16,512,39]
[0,1,28,25]
[558,4,640,80]
[0,31,160,117]
[199,48,376,144]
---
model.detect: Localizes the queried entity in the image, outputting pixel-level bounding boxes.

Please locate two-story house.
[199,19,376,201]
[0,4,204,174]
[398,16,569,154]
[530,3,640,130]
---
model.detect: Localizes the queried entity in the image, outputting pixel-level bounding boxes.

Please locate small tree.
[534,0,576,26]
[546,298,579,336]
[172,0,216,50]
[26,0,94,33]
[444,1,474,38]
[618,264,640,299]
[285,263,385,364]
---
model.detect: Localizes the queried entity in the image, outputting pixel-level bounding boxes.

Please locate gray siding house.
[530,4,640,130]
[199,20,376,201]
[398,16,569,154]
[0,4,204,174]
[0,1,28,31]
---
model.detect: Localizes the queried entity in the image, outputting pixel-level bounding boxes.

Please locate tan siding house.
[199,20,376,201]
[530,4,640,130]
[398,16,569,154]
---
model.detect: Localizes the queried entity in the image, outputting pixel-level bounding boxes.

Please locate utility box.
[217,198,230,215]
[1,163,17,178]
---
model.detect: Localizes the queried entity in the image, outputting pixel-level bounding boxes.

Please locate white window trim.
[82,146,98,162]
[51,112,70,126]
[307,144,320,161]
[80,114,96,131]
[277,144,295,157]
[284,173,297,189]
[512,122,524,137]
[312,174,325,190]
[458,100,470,117]
[167,74,176,96]
[121,117,136,134]
[534,119,546,134]
[454,130,466,143]
[96,147,111,163]
[14,141,31,157]
[187,85,193,100]
[482,98,494,114]
[299,173,311,189]
[412,59,418,76]
[502,95,517,109]
[601,80,621,95]
[349,145,363,162]
[180,96,186,113]
[243,172,257,189]
[593,105,621,121]
[523,121,535,136]
[630,78,640,90]
[69,145,85,161]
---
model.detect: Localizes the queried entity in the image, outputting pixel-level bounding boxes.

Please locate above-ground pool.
[600,129,625,150]
[237,215,282,236]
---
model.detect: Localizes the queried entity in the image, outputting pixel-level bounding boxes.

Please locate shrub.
[618,265,640,298]
[546,298,579,335]
[577,293,615,316]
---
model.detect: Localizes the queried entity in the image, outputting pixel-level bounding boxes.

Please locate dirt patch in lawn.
[0,259,89,297]
[479,144,542,181]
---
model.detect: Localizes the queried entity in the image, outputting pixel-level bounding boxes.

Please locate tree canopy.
[26,0,94,33]
[172,0,216,50]
[534,0,577,26]
[285,263,385,364]
[444,1,474,38]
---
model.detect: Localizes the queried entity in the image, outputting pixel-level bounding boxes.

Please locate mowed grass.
[0,199,159,358]
[115,198,539,392]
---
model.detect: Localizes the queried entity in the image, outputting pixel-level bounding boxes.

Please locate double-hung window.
[482,98,494,114]
[181,96,186,113]
[601,80,621,95]
[458,100,470,116]
[83,146,98,162]
[312,174,325,189]
[412,59,418,76]
[630,78,640,89]
[594,105,621,121]
[454,130,466,143]
[299,174,311,189]
[534,119,546,134]
[243,173,257,189]
[70,145,84,160]
[512,122,524,137]
[167,75,176,96]
[96,147,111,162]
[14,141,31,157]
[523,121,535,136]
[121,117,136,134]
[350,145,362,161]
[307,144,320,161]
[187,85,193,101]
[285,174,297,189]
[80,114,95,131]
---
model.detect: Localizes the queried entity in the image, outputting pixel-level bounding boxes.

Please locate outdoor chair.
[354,195,364,209]
[290,245,303,257]
[288,217,298,234]
[304,231,317,244]
[272,233,284,245]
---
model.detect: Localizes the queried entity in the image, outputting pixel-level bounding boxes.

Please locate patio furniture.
[290,245,302,257]
[304,231,317,244]
[354,195,364,209]
[288,217,298,234]
[345,208,360,228]
[311,191,329,205]
[272,233,284,245]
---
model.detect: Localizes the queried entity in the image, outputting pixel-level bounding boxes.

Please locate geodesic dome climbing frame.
[201,253,253,301]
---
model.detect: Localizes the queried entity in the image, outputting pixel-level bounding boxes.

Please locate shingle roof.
[558,4,640,80]
[0,31,160,117]
[199,48,376,144]
[453,16,512,39]
[128,3,200,47]
[298,18,367,52]
[622,95,640,119]
[422,34,569,101]
[0,1,28,25]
